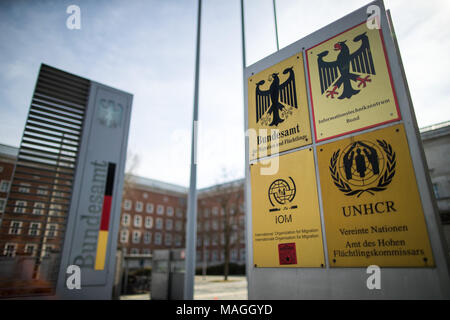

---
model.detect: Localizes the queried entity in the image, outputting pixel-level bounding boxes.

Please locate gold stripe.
[94,230,109,270]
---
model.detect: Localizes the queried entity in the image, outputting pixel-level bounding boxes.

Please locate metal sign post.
[244,0,450,299]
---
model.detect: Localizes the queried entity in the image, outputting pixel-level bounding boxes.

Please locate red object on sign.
[278,243,297,265]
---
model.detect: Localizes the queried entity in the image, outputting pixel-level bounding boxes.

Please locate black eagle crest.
[317,32,376,100]
[255,67,297,126]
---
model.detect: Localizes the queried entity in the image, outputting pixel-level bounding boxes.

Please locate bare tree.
[211,168,244,281]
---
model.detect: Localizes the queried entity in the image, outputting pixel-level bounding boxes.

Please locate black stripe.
[105,162,116,196]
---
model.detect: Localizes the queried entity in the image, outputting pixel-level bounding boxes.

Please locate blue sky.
[0,0,449,188]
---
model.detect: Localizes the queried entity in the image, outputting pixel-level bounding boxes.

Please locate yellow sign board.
[248,53,312,161]
[317,124,434,267]
[251,149,325,267]
[306,22,401,142]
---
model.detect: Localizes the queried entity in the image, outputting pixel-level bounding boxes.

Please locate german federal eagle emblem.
[317,32,375,100]
[329,140,396,197]
[255,67,298,127]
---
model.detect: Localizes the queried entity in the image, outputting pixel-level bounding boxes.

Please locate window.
[19,183,31,193]
[130,248,139,255]
[433,183,440,199]
[142,249,151,255]
[144,231,152,244]
[134,215,142,228]
[120,230,129,243]
[204,250,209,261]
[14,200,27,214]
[166,219,173,231]
[156,218,163,230]
[165,233,172,246]
[143,192,148,199]
[146,203,154,213]
[124,199,132,210]
[122,213,130,226]
[37,185,49,196]
[132,231,141,244]
[0,198,6,213]
[212,207,218,216]
[157,205,164,215]
[166,206,174,217]
[221,233,225,245]
[204,208,210,218]
[25,244,37,256]
[175,234,182,247]
[212,234,218,246]
[154,232,162,245]
[3,243,17,257]
[33,202,45,215]
[135,201,143,212]
[145,216,153,229]
[9,221,22,235]
[176,221,183,232]
[49,204,62,216]
[212,220,218,231]
[204,221,210,232]
[0,180,10,193]
[196,222,202,232]
[29,222,41,236]
[212,250,218,261]
[43,245,54,257]
[204,235,210,246]
[240,249,246,261]
[176,208,183,218]
[46,224,58,238]
[231,249,238,261]
[197,236,202,247]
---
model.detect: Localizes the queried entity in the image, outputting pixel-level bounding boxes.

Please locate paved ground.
[120,275,247,300]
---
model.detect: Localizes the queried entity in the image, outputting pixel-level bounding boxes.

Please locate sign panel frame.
[244,0,450,299]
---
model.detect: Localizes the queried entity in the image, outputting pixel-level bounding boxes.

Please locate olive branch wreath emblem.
[329,140,396,197]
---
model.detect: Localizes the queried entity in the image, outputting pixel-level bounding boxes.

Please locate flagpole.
[273,0,279,51]
[184,0,202,300]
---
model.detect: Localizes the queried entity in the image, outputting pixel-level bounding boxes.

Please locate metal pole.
[241,0,247,68]
[272,0,279,51]
[184,0,202,300]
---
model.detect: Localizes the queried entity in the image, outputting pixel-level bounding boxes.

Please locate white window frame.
[132,230,141,244]
[176,208,183,218]
[145,216,153,229]
[0,180,10,193]
[3,243,17,257]
[33,202,45,215]
[135,201,143,212]
[154,232,162,245]
[156,218,163,230]
[134,215,142,228]
[18,183,31,193]
[29,222,41,236]
[156,204,164,215]
[124,199,132,211]
[122,213,130,226]
[166,206,174,217]
[165,233,172,246]
[175,234,182,247]
[9,221,22,235]
[175,220,182,231]
[46,223,58,238]
[165,219,173,231]
[14,200,27,214]
[0,198,6,213]
[25,244,37,257]
[120,230,129,243]
[37,185,49,196]
[144,231,152,244]
[146,203,154,213]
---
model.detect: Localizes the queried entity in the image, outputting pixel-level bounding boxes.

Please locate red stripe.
[100,195,112,231]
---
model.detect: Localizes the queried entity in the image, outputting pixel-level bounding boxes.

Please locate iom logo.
[97,99,123,128]
[330,140,396,197]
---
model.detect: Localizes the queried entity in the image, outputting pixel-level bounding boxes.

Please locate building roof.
[420,121,450,141]
[0,143,19,159]
[129,174,188,195]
